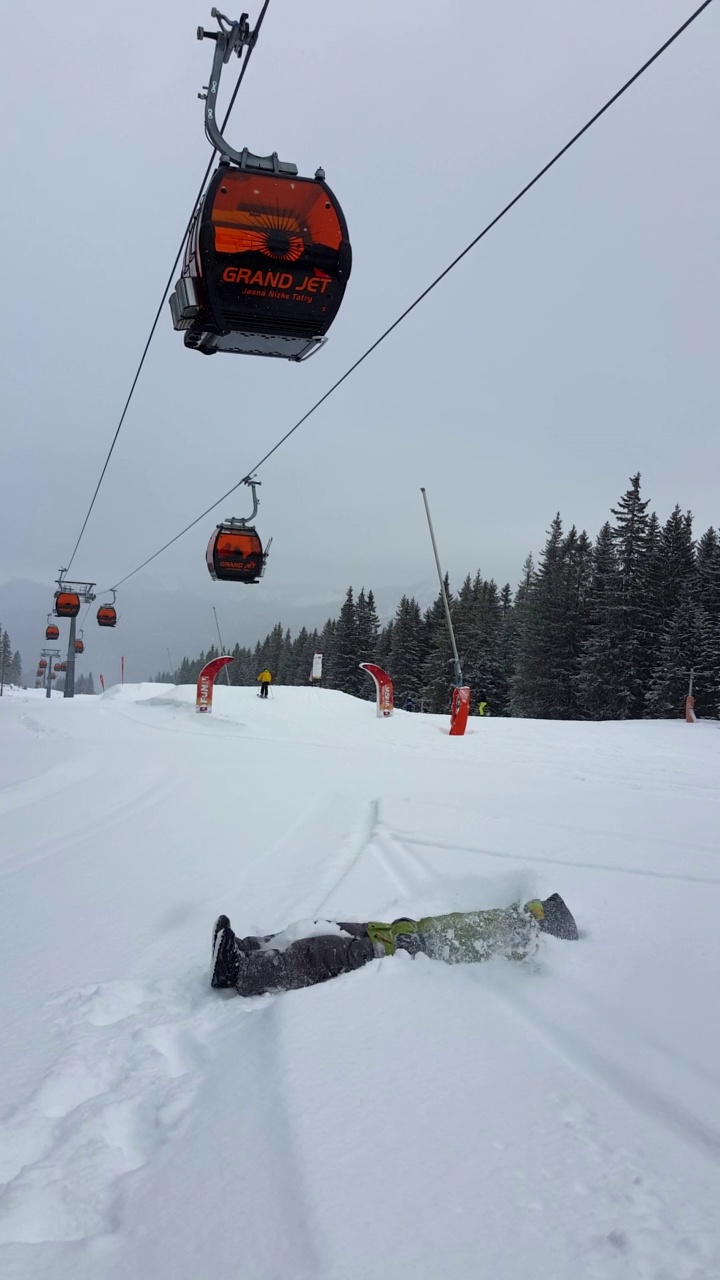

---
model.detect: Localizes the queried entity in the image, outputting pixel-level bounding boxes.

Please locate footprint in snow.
[0,979,206,1246]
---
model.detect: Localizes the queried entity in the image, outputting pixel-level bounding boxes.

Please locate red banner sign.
[196,655,234,713]
[449,686,471,737]
[359,663,394,717]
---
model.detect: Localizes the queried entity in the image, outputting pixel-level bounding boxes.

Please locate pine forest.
[155,476,720,720]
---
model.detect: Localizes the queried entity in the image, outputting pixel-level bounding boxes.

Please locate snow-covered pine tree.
[420,577,457,713]
[275,628,294,684]
[0,629,12,690]
[608,473,654,718]
[645,586,704,718]
[388,595,424,706]
[375,618,393,668]
[455,573,504,713]
[492,582,516,716]
[317,617,337,685]
[511,514,580,718]
[641,507,695,698]
[696,527,720,619]
[329,588,362,695]
[10,649,22,685]
[356,588,380,692]
[695,611,720,718]
[575,522,620,719]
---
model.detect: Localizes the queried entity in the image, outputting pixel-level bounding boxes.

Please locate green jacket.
[367,904,538,963]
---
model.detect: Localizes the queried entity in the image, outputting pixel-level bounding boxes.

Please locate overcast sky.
[1,0,718,612]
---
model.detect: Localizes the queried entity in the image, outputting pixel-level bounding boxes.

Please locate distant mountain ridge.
[0,577,437,686]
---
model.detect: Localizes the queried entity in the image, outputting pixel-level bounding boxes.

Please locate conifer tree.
[696,528,720,619]
[420,578,456,712]
[317,618,337,685]
[511,514,572,717]
[356,588,380,684]
[0,629,13,690]
[375,618,393,668]
[645,587,703,718]
[492,583,516,716]
[695,612,720,718]
[608,473,654,717]
[329,588,362,694]
[389,595,424,706]
[576,522,620,719]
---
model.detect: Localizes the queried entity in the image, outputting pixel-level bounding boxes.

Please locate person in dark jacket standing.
[210,894,578,997]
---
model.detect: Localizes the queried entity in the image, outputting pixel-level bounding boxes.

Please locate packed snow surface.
[1,684,719,1279]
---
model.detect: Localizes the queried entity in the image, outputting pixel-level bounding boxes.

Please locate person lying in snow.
[210,894,578,996]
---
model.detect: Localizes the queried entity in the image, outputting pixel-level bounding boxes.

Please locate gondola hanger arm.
[197,7,297,173]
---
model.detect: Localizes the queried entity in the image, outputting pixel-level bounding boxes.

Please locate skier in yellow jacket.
[257,669,273,699]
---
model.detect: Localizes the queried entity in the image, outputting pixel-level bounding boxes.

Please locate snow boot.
[211,915,240,988]
[535,893,578,941]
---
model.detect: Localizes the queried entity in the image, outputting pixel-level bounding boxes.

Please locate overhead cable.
[106,0,713,592]
[64,1,271,575]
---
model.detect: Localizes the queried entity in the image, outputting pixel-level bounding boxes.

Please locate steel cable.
[64,1,272,574]
[105,0,714,592]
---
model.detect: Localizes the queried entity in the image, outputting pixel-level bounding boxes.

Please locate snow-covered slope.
[1,685,719,1279]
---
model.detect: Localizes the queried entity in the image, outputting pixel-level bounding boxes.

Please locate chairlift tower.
[55,571,96,698]
[40,648,61,699]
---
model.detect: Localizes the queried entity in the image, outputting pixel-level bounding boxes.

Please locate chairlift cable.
[103,0,714,593]
[63,1,272,575]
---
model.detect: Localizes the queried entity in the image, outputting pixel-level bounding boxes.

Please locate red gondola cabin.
[75,638,84,654]
[170,165,351,361]
[38,659,47,669]
[97,605,117,628]
[206,523,268,584]
[46,624,59,640]
[55,591,80,618]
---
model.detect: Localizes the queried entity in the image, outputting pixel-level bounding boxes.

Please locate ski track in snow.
[1,685,719,1278]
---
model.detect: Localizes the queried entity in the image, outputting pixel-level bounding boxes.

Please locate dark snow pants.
[232,922,376,997]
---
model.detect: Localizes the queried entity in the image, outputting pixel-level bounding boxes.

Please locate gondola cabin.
[54,663,62,672]
[51,671,57,679]
[75,638,84,654]
[170,165,351,361]
[97,605,117,628]
[206,523,267,584]
[46,624,59,640]
[59,663,67,672]
[38,659,47,669]
[55,591,80,618]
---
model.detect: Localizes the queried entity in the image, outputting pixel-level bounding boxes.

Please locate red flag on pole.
[196,655,234,713]
[359,663,394,717]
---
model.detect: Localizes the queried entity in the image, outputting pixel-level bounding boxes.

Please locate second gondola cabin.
[97,605,117,628]
[170,164,351,361]
[206,523,269,584]
[75,638,84,654]
[46,624,59,640]
[55,591,80,618]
